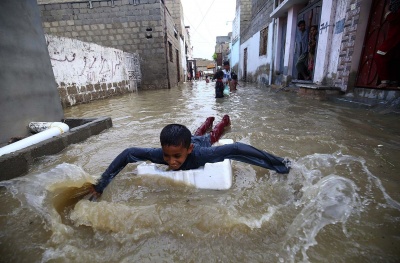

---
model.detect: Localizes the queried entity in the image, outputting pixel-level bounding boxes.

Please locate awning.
[206,63,216,69]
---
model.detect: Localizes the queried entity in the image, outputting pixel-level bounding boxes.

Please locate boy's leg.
[194,117,215,136]
[210,115,231,144]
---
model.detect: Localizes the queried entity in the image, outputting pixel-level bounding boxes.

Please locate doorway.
[176,49,180,82]
[356,0,395,87]
[292,0,322,81]
[243,48,248,81]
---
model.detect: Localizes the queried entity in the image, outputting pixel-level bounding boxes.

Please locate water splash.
[279,152,400,262]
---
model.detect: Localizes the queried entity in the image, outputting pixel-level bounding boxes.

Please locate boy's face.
[162,143,194,170]
[224,64,230,71]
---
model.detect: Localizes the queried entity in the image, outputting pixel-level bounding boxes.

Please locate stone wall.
[0,0,64,145]
[335,0,362,91]
[38,0,181,89]
[46,34,141,107]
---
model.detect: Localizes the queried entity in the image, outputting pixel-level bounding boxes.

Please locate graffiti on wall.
[46,35,140,86]
[125,53,142,83]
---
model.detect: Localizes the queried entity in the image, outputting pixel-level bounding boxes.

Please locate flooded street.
[1,81,400,262]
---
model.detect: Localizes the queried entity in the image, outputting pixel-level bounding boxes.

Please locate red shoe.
[194,117,215,136]
[210,115,231,144]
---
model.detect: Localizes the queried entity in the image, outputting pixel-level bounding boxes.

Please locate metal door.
[356,0,389,87]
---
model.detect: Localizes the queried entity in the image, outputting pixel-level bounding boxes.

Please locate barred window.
[259,27,268,56]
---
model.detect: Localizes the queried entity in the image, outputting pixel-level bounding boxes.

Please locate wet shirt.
[222,69,231,85]
[296,29,309,55]
[93,135,291,193]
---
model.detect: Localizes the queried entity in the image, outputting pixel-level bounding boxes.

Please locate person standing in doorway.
[307,25,318,76]
[295,20,310,80]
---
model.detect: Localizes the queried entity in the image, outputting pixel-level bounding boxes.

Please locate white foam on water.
[278,152,400,262]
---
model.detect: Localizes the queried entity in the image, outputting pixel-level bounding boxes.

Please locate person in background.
[213,70,225,98]
[374,0,400,89]
[307,25,318,77]
[230,72,238,91]
[222,61,232,88]
[295,20,310,80]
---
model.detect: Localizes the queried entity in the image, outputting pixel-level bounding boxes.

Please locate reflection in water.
[1,82,400,262]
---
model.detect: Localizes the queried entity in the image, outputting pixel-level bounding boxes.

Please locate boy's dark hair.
[223,61,230,66]
[297,20,305,27]
[160,124,192,149]
[231,72,238,80]
[213,70,224,80]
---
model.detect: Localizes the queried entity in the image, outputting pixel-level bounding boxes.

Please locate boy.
[230,72,238,91]
[222,61,232,87]
[89,115,290,198]
[213,70,225,98]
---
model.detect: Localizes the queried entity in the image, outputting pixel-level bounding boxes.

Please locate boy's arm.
[196,142,290,174]
[93,147,165,194]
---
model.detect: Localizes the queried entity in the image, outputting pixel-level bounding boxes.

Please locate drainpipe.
[269,17,276,86]
[162,0,171,89]
[0,122,69,156]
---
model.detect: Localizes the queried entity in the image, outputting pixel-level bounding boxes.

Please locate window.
[168,41,173,62]
[259,27,268,56]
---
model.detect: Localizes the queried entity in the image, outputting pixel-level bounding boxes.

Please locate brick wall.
[335,0,361,90]
[241,0,273,44]
[239,0,252,40]
[38,0,181,89]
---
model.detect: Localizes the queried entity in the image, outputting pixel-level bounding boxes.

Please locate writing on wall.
[46,35,140,86]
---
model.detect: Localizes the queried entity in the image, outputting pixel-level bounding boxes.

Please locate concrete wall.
[163,2,181,87]
[241,0,273,44]
[165,0,186,81]
[239,0,274,83]
[46,35,141,107]
[38,0,181,89]
[0,0,64,145]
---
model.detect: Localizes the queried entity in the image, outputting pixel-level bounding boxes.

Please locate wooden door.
[356,0,389,87]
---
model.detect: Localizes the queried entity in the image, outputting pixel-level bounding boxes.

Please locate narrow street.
[1,81,399,262]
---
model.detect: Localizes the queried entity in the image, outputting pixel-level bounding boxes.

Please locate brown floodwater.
[1,81,400,262]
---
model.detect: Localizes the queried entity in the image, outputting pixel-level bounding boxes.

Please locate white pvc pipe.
[0,122,69,156]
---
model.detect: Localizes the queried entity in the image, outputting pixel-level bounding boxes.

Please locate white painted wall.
[313,0,336,83]
[230,6,240,71]
[180,37,187,81]
[239,22,274,82]
[46,35,135,87]
[283,5,301,77]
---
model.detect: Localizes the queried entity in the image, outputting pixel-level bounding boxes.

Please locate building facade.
[37,0,188,89]
[230,0,399,102]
